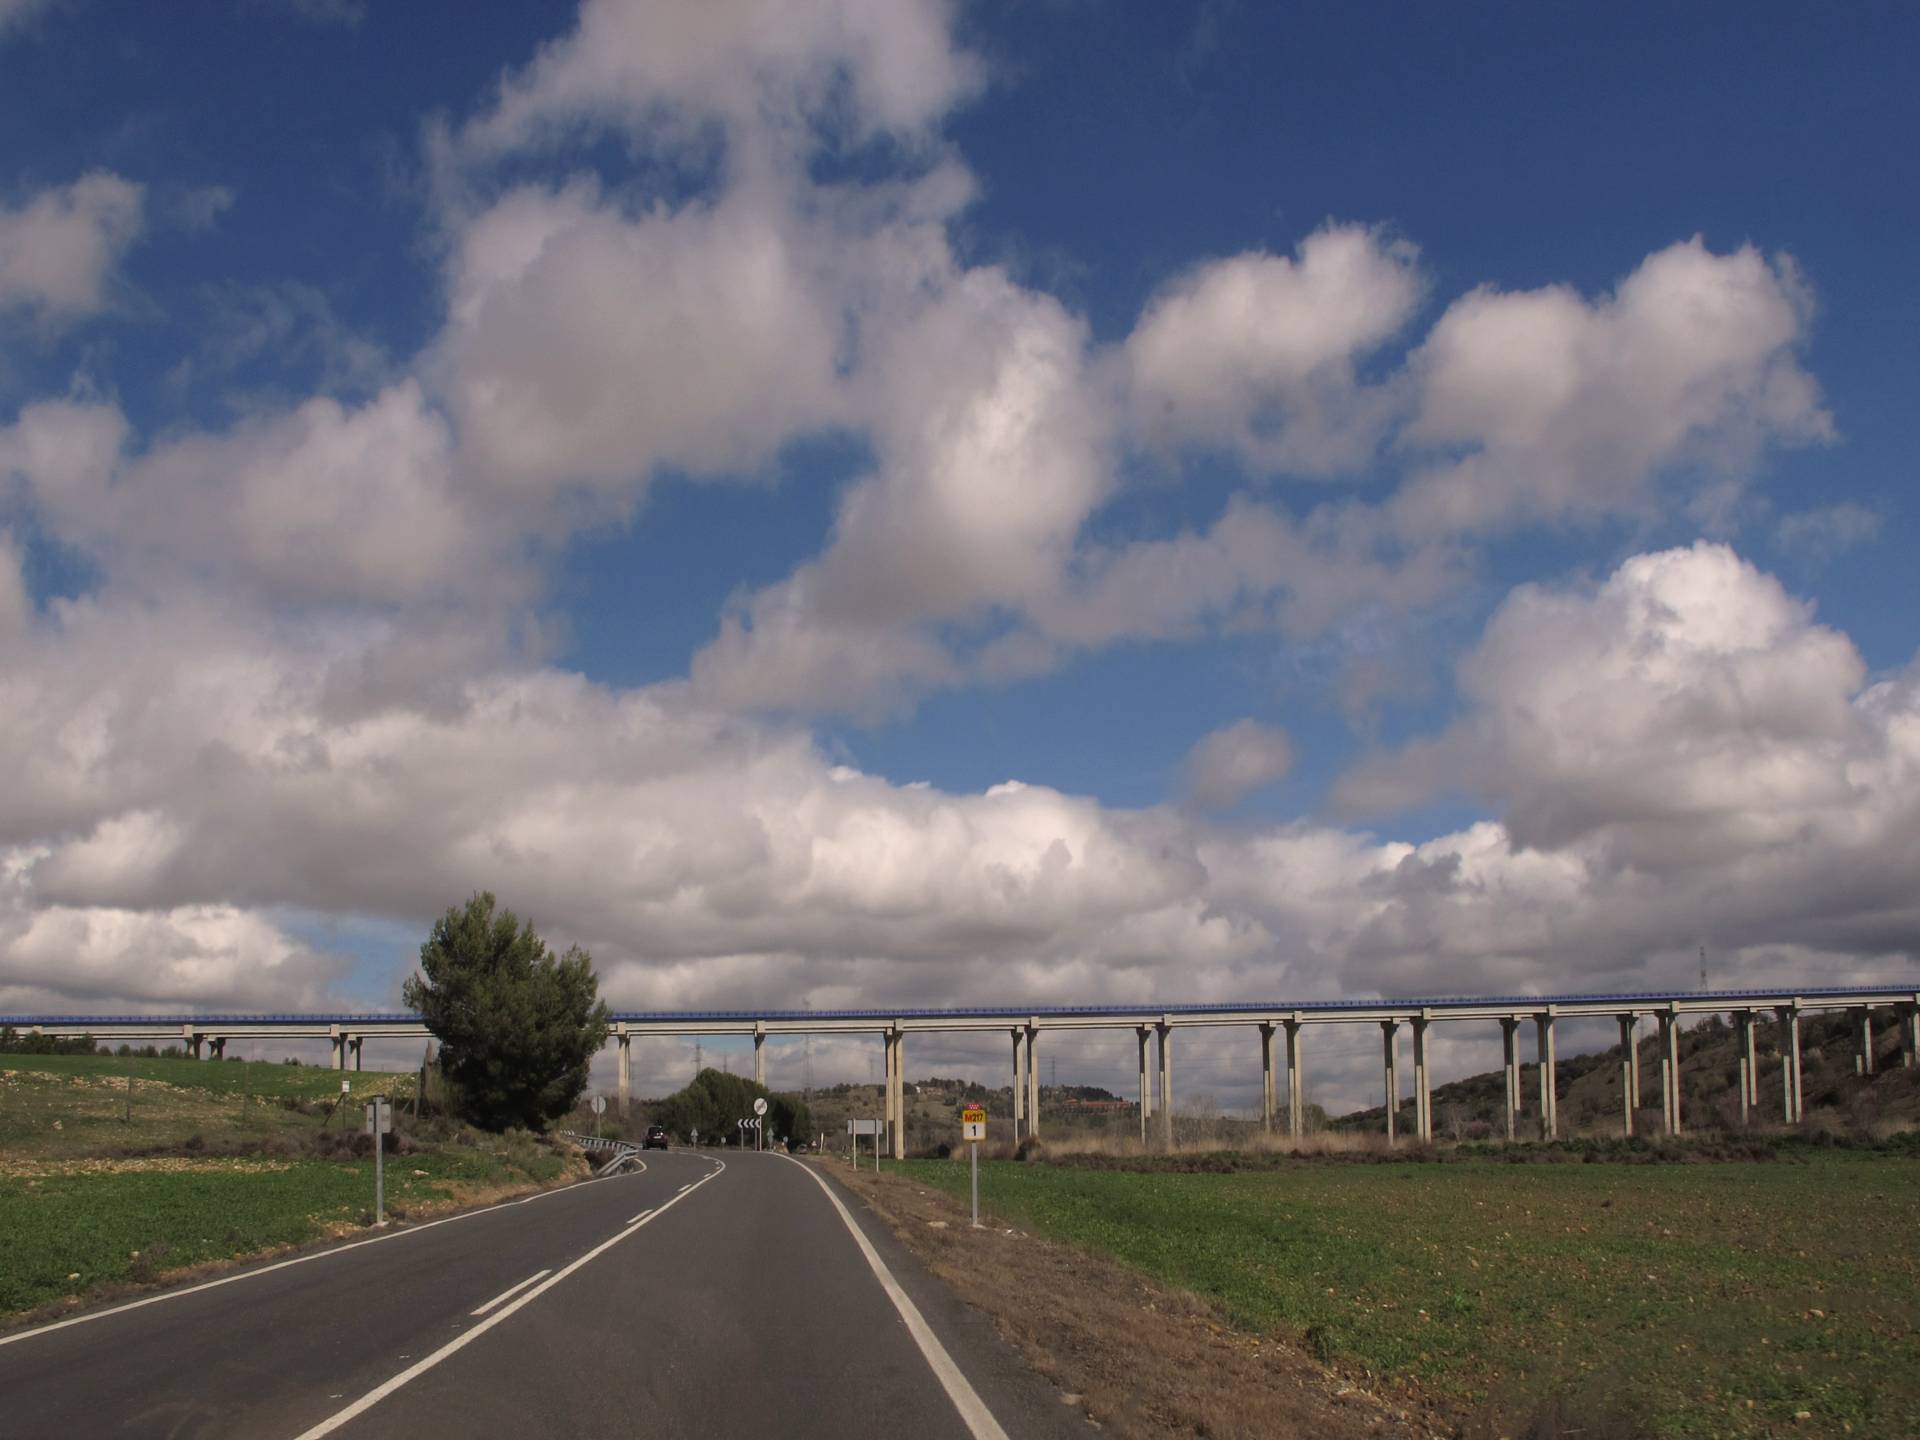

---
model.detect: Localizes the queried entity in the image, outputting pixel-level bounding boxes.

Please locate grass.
[1,1052,415,1159]
[896,1153,1920,1439]
[0,1052,579,1323]
[0,1140,570,1317]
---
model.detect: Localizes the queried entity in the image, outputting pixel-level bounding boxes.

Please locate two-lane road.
[1,1152,1091,1438]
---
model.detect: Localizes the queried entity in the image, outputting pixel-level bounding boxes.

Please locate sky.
[2,0,1916,1110]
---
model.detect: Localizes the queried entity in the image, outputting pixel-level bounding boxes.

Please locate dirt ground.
[823,1160,1452,1440]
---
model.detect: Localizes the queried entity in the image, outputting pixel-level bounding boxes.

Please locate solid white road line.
[469,1270,550,1317]
[778,1155,1010,1440]
[0,1164,645,1351]
[292,1161,726,1440]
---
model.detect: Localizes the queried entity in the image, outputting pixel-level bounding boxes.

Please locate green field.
[1,1052,576,1322]
[0,1143,569,1317]
[899,1155,1920,1439]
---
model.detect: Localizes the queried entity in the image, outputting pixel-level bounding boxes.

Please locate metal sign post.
[961,1105,987,1229]
[848,1117,881,1171]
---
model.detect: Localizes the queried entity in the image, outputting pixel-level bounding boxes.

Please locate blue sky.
[1,0,1915,1101]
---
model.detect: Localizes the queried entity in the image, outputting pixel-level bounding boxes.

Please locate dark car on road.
[643,1125,670,1150]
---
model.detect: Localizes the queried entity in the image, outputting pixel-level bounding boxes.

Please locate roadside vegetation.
[894,1149,1920,1439]
[0,1049,585,1326]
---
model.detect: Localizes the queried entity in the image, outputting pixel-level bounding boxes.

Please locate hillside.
[1344,1004,1920,1138]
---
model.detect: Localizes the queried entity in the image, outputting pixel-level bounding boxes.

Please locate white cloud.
[1182,719,1296,810]
[0,172,144,326]
[1336,542,1883,860]
[690,262,1110,713]
[433,180,849,500]
[1397,238,1831,535]
[458,0,982,164]
[1127,224,1422,474]
[3,383,500,609]
[0,551,1912,1111]
[1776,501,1880,562]
[1037,495,1466,648]
[0,528,28,642]
[3,2,1910,1116]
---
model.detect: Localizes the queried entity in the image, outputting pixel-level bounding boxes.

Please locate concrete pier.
[1412,1015,1432,1143]
[1535,1011,1558,1140]
[1285,1017,1304,1140]
[1777,1005,1803,1122]
[1500,1017,1520,1141]
[1156,1022,1173,1150]
[1617,1014,1635,1137]
[1024,1024,1040,1140]
[891,1028,905,1159]
[1855,1008,1875,1075]
[616,1026,631,1114]
[1135,1026,1151,1144]
[1011,1027,1025,1145]
[1380,1020,1399,1144]
[330,1026,345,1071]
[1259,1022,1276,1134]
[753,1023,766,1087]
[210,1038,225,1060]
[1739,1011,1759,1123]
[1629,1021,1643,1110]
[1657,1009,1682,1136]
[350,1037,363,1071]
[1903,1004,1920,1069]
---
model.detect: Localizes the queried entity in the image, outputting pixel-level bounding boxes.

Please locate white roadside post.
[961,1104,987,1229]
[363,1095,390,1225]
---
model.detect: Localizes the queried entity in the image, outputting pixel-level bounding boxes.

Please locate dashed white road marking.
[626,1209,653,1226]
[469,1270,550,1317]
[777,1155,1010,1440]
[0,1164,643,1350]
[293,1161,726,1440]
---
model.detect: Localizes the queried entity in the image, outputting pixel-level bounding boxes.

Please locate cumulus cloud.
[1038,496,1466,649]
[3,1,1910,1114]
[1181,720,1296,810]
[1127,224,1422,474]
[1337,542,1886,860]
[690,262,1110,713]
[433,179,850,500]
[0,547,1914,1110]
[458,0,982,164]
[1397,238,1831,536]
[2,383,500,610]
[0,172,144,326]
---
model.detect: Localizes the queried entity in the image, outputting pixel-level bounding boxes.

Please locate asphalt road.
[0,1150,1093,1439]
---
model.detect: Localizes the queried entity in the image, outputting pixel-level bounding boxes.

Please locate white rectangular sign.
[847,1118,882,1135]
[363,1101,391,1135]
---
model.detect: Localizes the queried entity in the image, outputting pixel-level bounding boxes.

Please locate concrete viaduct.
[8,983,1918,1160]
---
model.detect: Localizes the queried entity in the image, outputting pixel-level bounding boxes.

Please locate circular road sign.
[590,1095,606,1115]
[753,1097,768,1116]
